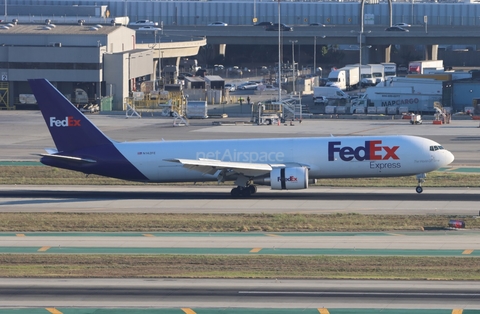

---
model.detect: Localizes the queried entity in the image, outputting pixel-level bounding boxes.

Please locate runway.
[1,279,480,311]
[0,185,479,215]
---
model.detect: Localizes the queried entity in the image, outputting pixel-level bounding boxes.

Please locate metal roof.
[0,24,122,36]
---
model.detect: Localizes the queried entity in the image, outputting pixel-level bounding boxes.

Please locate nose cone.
[443,150,455,166]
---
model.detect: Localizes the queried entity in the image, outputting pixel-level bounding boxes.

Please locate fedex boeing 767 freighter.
[29,79,454,197]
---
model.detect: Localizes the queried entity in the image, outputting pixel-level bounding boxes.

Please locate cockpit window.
[430,145,444,151]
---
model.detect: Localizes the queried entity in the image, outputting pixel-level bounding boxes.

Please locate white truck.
[326,65,359,91]
[313,86,350,104]
[351,86,443,114]
[360,65,375,86]
[369,64,385,84]
[408,60,444,74]
[381,62,397,80]
[377,77,443,95]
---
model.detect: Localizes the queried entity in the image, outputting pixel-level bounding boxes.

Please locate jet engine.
[270,167,309,190]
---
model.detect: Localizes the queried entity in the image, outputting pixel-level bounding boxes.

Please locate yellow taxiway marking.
[265,233,281,237]
[142,234,155,237]
[46,308,63,314]
[38,246,50,252]
[452,309,463,314]
[181,308,197,314]
[318,308,330,314]
[16,234,26,237]
[250,248,262,253]
[462,250,473,255]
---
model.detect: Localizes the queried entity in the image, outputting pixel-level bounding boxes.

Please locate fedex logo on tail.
[49,116,81,127]
[328,140,399,161]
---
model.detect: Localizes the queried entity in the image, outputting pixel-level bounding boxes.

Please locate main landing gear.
[416,173,426,194]
[231,184,257,197]
[230,175,257,198]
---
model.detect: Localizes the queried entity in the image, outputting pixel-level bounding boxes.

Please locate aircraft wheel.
[231,188,241,197]
[241,188,251,197]
[416,186,423,194]
[248,185,257,194]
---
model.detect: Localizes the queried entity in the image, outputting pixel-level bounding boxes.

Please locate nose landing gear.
[416,173,426,194]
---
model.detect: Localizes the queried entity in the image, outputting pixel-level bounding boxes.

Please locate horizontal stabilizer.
[37,153,97,164]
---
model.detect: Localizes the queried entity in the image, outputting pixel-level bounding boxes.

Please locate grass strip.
[0,255,478,280]
[0,213,479,232]
[1,166,480,187]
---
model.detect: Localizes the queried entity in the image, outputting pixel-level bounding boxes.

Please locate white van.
[313,86,350,104]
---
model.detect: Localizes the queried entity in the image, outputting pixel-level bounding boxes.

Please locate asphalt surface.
[1,185,480,215]
[1,279,480,311]
[2,111,480,312]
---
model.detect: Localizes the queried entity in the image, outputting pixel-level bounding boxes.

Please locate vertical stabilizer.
[28,79,112,153]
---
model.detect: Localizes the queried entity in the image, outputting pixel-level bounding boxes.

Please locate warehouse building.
[0,20,205,111]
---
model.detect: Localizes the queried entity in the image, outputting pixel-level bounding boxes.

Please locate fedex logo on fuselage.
[49,116,81,127]
[328,140,400,162]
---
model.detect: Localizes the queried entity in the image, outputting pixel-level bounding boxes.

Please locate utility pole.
[277,0,282,102]
[289,40,297,95]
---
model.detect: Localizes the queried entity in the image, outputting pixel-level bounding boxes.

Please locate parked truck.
[369,64,385,85]
[377,77,443,95]
[408,60,444,74]
[313,86,350,104]
[326,65,359,91]
[381,62,397,80]
[351,86,442,114]
[359,65,375,86]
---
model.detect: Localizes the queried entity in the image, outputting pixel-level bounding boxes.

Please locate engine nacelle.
[270,167,309,190]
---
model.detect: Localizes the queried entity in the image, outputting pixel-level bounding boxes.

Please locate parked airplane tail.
[28,79,112,153]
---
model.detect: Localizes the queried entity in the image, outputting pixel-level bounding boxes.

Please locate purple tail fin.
[28,79,112,153]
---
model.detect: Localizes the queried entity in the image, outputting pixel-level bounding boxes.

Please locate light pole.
[157,31,161,89]
[289,40,297,95]
[148,31,161,89]
[156,31,162,89]
[411,0,414,25]
[313,35,326,76]
[277,0,282,102]
[352,29,370,90]
[313,36,316,76]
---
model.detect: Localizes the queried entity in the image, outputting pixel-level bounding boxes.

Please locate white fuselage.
[113,135,453,183]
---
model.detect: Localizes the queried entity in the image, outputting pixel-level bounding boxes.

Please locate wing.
[164,158,283,177]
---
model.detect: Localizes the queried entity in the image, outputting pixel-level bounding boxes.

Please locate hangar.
[0,21,206,110]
